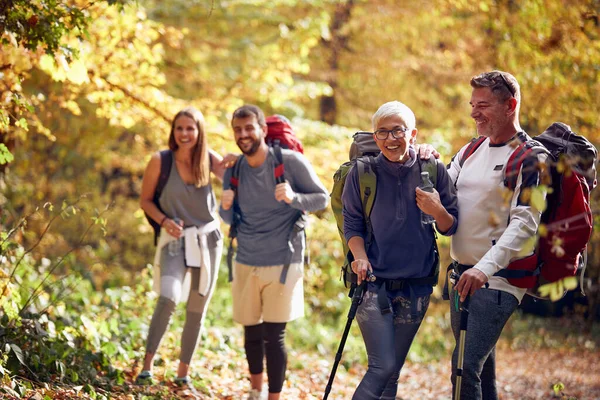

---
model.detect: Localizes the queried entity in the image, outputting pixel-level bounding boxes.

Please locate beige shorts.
[232,261,305,326]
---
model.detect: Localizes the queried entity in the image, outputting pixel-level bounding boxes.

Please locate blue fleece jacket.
[342,148,459,296]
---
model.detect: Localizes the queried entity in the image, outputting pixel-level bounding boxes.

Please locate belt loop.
[497,290,501,305]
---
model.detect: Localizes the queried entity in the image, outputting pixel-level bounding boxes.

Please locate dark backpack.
[460,122,597,297]
[226,116,307,283]
[330,132,439,289]
[144,149,173,246]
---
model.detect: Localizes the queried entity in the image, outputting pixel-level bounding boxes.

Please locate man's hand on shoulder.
[275,182,295,204]
[414,143,441,160]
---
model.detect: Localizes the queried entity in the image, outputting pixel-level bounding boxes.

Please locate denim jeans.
[449,287,518,400]
[352,290,430,400]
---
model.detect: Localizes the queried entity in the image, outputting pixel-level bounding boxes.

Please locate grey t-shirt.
[220,149,328,266]
[159,157,218,228]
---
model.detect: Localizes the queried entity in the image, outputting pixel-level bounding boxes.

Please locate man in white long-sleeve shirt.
[447,71,547,400]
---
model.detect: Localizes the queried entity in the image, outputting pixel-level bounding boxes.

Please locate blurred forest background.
[1,0,599,399]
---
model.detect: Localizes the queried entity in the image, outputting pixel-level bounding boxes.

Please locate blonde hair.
[372,101,416,131]
[168,107,210,187]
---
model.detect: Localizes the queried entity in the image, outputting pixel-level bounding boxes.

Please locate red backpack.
[265,115,304,153]
[461,122,597,295]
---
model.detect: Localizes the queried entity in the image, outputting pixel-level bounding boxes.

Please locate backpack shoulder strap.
[459,136,486,167]
[357,156,377,247]
[227,155,245,283]
[229,154,245,193]
[504,135,549,191]
[149,149,173,246]
[271,145,285,184]
[155,149,173,199]
[357,156,377,218]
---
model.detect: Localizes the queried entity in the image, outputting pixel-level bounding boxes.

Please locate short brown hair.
[231,104,266,127]
[470,70,521,104]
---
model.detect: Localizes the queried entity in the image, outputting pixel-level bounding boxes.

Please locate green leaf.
[530,187,547,213]
[14,118,28,131]
[0,110,9,129]
[562,276,578,291]
[1,296,20,321]
[83,384,96,396]
[0,144,14,165]
[9,343,26,365]
[548,280,565,301]
[517,236,537,257]
[553,382,565,394]
[101,341,118,357]
[70,369,79,383]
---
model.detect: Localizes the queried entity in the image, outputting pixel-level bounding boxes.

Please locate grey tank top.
[159,157,218,228]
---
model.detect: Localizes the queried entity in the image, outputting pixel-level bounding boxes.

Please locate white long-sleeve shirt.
[448,137,547,302]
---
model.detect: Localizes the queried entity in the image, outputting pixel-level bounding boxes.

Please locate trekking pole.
[323,272,373,400]
[451,271,470,400]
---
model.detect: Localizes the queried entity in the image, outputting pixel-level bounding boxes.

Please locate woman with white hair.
[342,101,459,399]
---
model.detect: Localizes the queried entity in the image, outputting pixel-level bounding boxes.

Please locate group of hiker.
[136,70,596,400]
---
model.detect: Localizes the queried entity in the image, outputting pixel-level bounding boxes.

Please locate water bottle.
[168,217,182,256]
[419,172,436,225]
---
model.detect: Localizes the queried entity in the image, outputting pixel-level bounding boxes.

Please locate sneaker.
[173,376,200,399]
[134,370,155,385]
[247,386,269,400]
[247,388,262,400]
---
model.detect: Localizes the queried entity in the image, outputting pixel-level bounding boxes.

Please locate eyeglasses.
[374,127,409,140]
[498,73,515,97]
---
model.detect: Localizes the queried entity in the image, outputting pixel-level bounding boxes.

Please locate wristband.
[160,216,168,227]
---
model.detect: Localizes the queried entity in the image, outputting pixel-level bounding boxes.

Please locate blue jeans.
[352,290,430,400]
[450,287,518,400]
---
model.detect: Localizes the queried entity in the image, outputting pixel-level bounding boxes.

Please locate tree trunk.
[319,0,354,125]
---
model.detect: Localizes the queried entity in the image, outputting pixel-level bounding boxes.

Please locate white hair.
[371,101,416,131]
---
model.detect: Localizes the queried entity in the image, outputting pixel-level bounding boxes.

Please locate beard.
[237,137,262,156]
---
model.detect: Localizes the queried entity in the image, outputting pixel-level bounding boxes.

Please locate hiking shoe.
[247,386,268,400]
[173,376,200,399]
[134,370,155,385]
[247,388,262,400]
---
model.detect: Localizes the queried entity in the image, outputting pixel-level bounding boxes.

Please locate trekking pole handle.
[449,271,460,285]
[366,269,376,282]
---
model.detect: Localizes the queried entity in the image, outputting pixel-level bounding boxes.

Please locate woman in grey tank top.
[136,107,226,395]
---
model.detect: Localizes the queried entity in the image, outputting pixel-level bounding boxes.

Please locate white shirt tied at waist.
[153,220,220,298]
